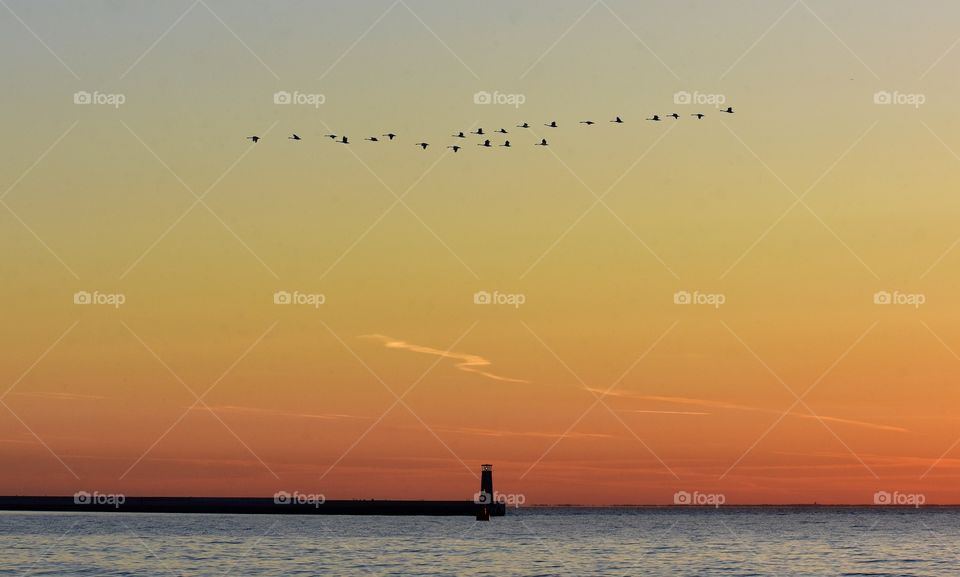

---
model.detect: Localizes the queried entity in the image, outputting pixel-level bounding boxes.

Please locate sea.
[1,507,956,576]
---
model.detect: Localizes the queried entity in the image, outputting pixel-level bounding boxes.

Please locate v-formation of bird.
[246,108,734,151]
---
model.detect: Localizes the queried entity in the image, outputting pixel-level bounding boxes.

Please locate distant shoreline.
[524,504,960,508]
[1,498,957,512]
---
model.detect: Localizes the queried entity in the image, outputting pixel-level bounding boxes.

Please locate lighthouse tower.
[476,464,496,521]
[480,464,494,499]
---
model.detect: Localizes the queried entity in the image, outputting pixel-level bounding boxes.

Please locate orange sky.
[3,0,960,504]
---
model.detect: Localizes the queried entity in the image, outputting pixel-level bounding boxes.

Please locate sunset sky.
[3,0,960,505]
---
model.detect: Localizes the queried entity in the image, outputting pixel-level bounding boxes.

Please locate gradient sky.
[3,0,960,505]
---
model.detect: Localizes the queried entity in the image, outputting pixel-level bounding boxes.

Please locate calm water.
[1,507,957,576]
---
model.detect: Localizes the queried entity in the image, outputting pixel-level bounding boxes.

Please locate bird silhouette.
[415,142,429,149]
[383,133,397,140]
[691,113,705,119]
[667,113,680,119]
[545,121,558,128]
[478,139,492,147]
[647,115,661,122]
[535,138,548,146]
[496,128,508,134]
[500,140,511,147]
[448,145,461,152]
[288,133,301,141]
[580,120,595,125]
[338,136,349,144]
[721,107,734,113]
[471,128,485,135]
[247,136,260,143]
[452,131,466,138]
[611,116,624,123]
[365,137,379,142]
[325,134,337,139]
[517,122,530,128]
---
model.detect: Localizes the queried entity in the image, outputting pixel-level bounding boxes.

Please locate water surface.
[2,507,956,576]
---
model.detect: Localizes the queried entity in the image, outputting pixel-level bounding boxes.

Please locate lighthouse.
[476,464,495,521]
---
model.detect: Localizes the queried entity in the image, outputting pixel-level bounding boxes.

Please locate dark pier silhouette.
[0,464,507,520]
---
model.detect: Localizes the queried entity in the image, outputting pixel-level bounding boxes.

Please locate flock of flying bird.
[245,107,735,151]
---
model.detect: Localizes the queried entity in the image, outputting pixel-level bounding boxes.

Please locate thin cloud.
[591,389,907,433]
[622,409,711,416]
[192,405,366,421]
[432,425,613,440]
[12,391,107,401]
[362,334,529,384]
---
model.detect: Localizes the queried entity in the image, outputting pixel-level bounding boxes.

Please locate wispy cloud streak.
[362,334,529,384]
[592,390,907,433]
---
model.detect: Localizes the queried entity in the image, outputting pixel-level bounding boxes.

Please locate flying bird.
[383,133,397,140]
[288,133,301,141]
[580,120,595,125]
[415,142,429,149]
[365,137,379,142]
[667,113,680,119]
[338,136,349,144]
[517,122,530,128]
[325,134,337,139]
[691,113,705,119]
[500,140,511,147]
[448,145,461,152]
[247,136,260,143]
[535,138,548,146]
[721,106,734,113]
[478,139,492,147]
[452,131,466,138]
[611,116,624,123]
[647,115,661,122]
[545,121,558,128]
[471,128,485,135]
